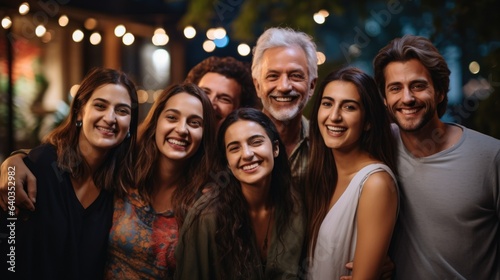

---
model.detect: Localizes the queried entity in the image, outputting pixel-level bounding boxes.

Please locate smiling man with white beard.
[251,27,318,194]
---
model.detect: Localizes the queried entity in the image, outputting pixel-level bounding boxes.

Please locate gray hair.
[251,27,318,84]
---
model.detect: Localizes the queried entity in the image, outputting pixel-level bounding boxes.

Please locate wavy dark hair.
[305,67,397,257]
[373,34,451,117]
[134,83,216,225]
[193,108,296,279]
[185,56,258,109]
[44,67,138,197]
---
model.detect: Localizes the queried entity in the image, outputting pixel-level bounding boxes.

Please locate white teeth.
[326,126,346,132]
[275,97,293,102]
[401,108,418,114]
[242,163,259,170]
[167,139,187,146]
[97,127,115,133]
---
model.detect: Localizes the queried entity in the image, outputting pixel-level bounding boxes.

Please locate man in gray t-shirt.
[373,35,500,279]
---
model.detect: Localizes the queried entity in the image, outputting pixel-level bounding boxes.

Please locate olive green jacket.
[175,194,306,280]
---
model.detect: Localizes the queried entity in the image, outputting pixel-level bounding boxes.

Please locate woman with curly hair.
[175,108,304,279]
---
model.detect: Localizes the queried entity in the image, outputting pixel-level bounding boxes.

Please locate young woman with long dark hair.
[306,67,398,279]
[175,108,304,279]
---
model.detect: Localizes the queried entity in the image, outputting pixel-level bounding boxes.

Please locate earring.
[76,120,82,127]
[364,123,371,131]
[126,131,131,138]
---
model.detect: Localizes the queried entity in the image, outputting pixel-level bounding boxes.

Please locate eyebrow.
[217,93,233,99]
[386,79,429,89]
[92,97,131,109]
[201,87,233,99]
[385,81,401,89]
[226,134,265,149]
[321,96,360,104]
[200,87,212,93]
[164,108,203,119]
[266,63,306,71]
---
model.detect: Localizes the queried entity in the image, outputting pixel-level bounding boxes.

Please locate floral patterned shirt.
[104,189,178,279]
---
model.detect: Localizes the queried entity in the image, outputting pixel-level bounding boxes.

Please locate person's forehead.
[384,59,432,82]
[261,46,308,68]
[198,72,242,95]
[225,120,268,141]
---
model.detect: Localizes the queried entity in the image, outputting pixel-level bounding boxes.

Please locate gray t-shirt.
[390,123,500,280]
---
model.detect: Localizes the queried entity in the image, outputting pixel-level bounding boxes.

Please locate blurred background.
[1,0,499,161]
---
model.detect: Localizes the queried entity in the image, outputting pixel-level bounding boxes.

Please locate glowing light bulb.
[184,26,196,39]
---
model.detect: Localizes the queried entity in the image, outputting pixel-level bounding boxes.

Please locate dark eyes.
[265,73,305,81]
[388,83,427,93]
[321,101,332,107]
[189,120,202,128]
[94,103,106,109]
[320,101,356,110]
[343,104,357,111]
[266,74,279,80]
[226,139,265,153]
[165,114,202,128]
[215,96,233,104]
[93,103,130,115]
[388,86,401,92]
[411,83,427,91]
[166,114,177,121]
[116,108,131,116]
[250,139,264,146]
[290,73,305,80]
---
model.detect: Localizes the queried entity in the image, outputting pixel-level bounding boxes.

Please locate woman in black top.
[9,67,138,280]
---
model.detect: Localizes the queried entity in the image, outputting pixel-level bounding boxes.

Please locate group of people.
[0,26,499,280]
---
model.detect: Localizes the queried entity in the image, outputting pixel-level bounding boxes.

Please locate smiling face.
[155,92,204,163]
[78,84,132,155]
[317,81,365,153]
[383,59,443,132]
[253,46,313,122]
[198,72,242,126]
[224,120,279,189]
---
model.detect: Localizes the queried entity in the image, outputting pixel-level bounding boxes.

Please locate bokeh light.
[184,26,196,39]
[206,28,216,40]
[58,15,69,27]
[90,32,102,45]
[214,36,229,48]
[214,27,226,39]
[314,13,325,24]
[70,84,80,97]
[1,17,12,29]
[114,25,126,37]
[317,52,326,65]
[122,33,135,45]
[84,18,97,30]
[137,90,149,104]
[152,28,169,46]
[72,29,84,42]
[318,9,330,17]
[35,25,46,37]
[41,30,52,43]
[237,43,251,56]
[19,2,30,15]
[469,61,480,74]
[203,40,216,52]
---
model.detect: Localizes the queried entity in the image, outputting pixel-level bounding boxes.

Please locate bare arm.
[351,171,398,280]
[342,256,395,280]
[0,151,37,212]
